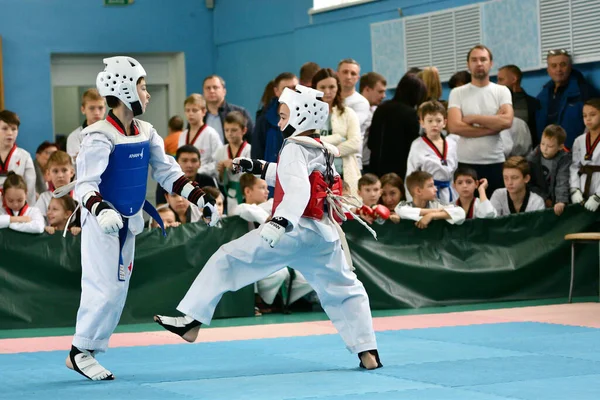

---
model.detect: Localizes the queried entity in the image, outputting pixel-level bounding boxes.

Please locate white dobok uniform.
[455,198,497,220]
[66,124,86,162]
[405,136,458,203]
[72,117,186,352]
[213,141,252,216]
[177,125,223,178]
[490,188,545,217]
[0,204,45,234]
[395,199,466,225]
[233,198,314,305]
[570,131,600,198]
[177,136,378,354]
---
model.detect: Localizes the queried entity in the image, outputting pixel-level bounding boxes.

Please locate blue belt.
[117,200,165,281]
[143,200,166,237]
[434,180,453,202]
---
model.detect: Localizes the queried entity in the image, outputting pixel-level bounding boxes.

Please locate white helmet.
[278,85,329,137]
[96,56,147,116]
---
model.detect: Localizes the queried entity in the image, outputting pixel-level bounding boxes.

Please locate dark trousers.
[458,162,505,196]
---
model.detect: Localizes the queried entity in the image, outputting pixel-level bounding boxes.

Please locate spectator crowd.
[2,44,600,313]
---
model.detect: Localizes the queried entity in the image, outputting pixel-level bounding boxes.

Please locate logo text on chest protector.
[129,148,144,159]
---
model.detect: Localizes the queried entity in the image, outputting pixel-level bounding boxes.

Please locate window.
[310,0,377,15]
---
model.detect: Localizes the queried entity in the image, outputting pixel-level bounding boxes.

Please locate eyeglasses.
[547,49,570,57]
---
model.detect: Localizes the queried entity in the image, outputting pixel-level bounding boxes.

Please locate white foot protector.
[66,346,114,381]
[153,314,201,343]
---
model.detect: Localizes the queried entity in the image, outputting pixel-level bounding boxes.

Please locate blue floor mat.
[1,322,599,400]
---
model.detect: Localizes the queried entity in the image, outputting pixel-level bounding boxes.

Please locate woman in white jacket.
[312,68,362,195]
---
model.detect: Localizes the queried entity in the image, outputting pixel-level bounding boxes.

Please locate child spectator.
[202,186,225,217]
[213,111,251,215]
[491,156,545,216]
[453,166,496,219]
[380,172,404,223]
[570,99,600,212]
[33,141,58,195]
[45,196,81,236]
[233,173,272,224]
[527,124,571,216]
[35,150,74,223]
[164,116,183,157]
[165,193,201,224]
[357,173,381,207]
[406,101,458,202]
[0,110,36,205]
[356,173,385,224]
[177,94,223,178]
[165,187,222,225]
[150,205,180,229]
[242,173,270,206]
[0,172,44,234]
[66,89,106,162]
[155,145,217,205]
[396,170,465,228]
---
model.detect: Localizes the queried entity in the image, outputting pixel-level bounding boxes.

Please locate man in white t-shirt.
[359,72,387,173]
[447,45,514,193]
[338,58,371,169]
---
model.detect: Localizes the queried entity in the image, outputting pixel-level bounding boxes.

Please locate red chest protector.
[271,136,344,223]
[272,170,343,223]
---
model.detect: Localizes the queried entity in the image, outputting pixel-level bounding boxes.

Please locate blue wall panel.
[482,0,541,74]
[213,0,490,118]
[2,0,600,154]
[0,0,213,154]
[371,19,405,89]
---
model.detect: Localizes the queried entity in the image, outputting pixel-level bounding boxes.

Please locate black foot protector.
[153,315,201,343]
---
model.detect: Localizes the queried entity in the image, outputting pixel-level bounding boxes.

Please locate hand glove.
[96,208,123,235]
[260,217,289,248]
[197,193,220,227]
[584,194,600,212]
[372,205,391,224]
[571,189,584,205]
[232,157,265,175]
[359,205,374,217]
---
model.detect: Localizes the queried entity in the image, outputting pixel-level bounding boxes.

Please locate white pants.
[256,268,313,305]
[178,226,377,354]
[72,215,135,352]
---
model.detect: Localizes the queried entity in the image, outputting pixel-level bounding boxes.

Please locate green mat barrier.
[345,205,599,309]
[0,206,598,330]
[0,217,254,330]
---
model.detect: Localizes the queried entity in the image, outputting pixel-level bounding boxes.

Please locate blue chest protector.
[99,141,150,216]
[98,140,166,280]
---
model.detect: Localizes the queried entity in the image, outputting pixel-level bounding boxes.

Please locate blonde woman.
[418,66,444,105]
[311,68,361,195]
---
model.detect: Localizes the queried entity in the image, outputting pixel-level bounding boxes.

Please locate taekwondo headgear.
[278,85,329,138]
[96,56,147,116]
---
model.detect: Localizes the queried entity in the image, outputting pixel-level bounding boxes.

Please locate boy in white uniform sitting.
[396,170,466,229]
